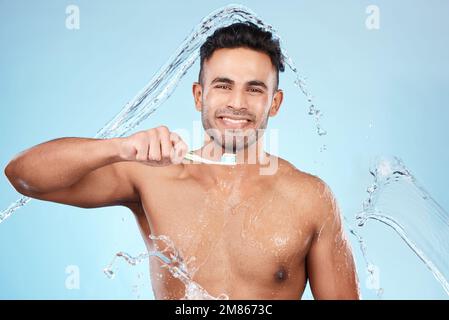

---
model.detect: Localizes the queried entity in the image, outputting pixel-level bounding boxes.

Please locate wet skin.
[123,156,360,299]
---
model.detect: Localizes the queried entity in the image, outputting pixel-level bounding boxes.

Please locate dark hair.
[198,22,285,90]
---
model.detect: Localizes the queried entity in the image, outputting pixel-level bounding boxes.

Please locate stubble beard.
[201,103,269,154]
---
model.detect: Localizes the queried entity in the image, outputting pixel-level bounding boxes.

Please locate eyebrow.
[210,77,268,90]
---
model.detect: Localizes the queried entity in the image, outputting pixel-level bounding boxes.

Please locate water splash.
[344,217,384,298]
[356,156,449,295]
[103,235,229,300]
[0,196,31,223]
[131,272,145,300]
[1,3,325,224]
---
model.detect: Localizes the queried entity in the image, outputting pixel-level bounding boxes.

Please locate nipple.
[274,266,288,282]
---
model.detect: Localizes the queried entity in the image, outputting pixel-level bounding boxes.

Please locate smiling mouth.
[216,116,253,129]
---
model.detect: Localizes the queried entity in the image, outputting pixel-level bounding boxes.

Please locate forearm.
[4,137,122,193]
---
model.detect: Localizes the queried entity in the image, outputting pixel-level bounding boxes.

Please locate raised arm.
[4,126,188,209]
[306,178,360,300]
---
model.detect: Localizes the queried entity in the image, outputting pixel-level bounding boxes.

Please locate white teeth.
[222,117,248,124]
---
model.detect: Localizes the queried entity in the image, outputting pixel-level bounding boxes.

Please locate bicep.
[306,180,360,299]
[25,161,140,209]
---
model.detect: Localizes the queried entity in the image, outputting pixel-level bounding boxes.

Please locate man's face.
[193,47,283,153]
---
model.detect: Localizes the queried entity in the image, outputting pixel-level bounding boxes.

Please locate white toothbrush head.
[220,153,236,165]
[184,151,237,166]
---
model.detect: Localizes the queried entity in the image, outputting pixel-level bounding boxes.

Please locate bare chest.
[137,175,314,297]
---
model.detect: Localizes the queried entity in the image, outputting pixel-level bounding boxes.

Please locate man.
[4,22,360,299]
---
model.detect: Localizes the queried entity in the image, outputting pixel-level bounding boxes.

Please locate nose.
[227,88,247,110]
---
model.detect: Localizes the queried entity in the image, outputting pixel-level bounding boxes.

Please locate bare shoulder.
[275,157,339,227]
[275,157,329,193]
[113,161,187,214]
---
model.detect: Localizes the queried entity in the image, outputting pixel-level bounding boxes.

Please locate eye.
[248,87,263,93]
[215,84,231,90]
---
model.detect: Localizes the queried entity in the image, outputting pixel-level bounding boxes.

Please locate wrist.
[106,137,128,162]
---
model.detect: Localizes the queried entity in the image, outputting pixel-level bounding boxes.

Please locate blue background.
[1,0,448,299]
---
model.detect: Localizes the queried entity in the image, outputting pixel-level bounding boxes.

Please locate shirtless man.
[4,22,360,300]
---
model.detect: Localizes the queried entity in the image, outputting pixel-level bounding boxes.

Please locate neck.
[193,136,270,166]
[185,136,274,181]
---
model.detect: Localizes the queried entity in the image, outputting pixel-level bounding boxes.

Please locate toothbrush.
[183,151,236,165]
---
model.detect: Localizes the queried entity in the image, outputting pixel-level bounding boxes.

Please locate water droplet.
[317,127,327,136]
[103,267,115,279]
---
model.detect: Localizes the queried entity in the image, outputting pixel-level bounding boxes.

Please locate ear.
[269,89,284,117]
[192,82,203,112]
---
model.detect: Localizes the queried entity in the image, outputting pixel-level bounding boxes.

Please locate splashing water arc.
[356,156,449,295]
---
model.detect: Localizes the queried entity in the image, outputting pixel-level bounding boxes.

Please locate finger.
[159,130,172,160]
[170,132,188,164]
[148,133,161,161]
[135,141,149,162]
[169,131,181,144]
